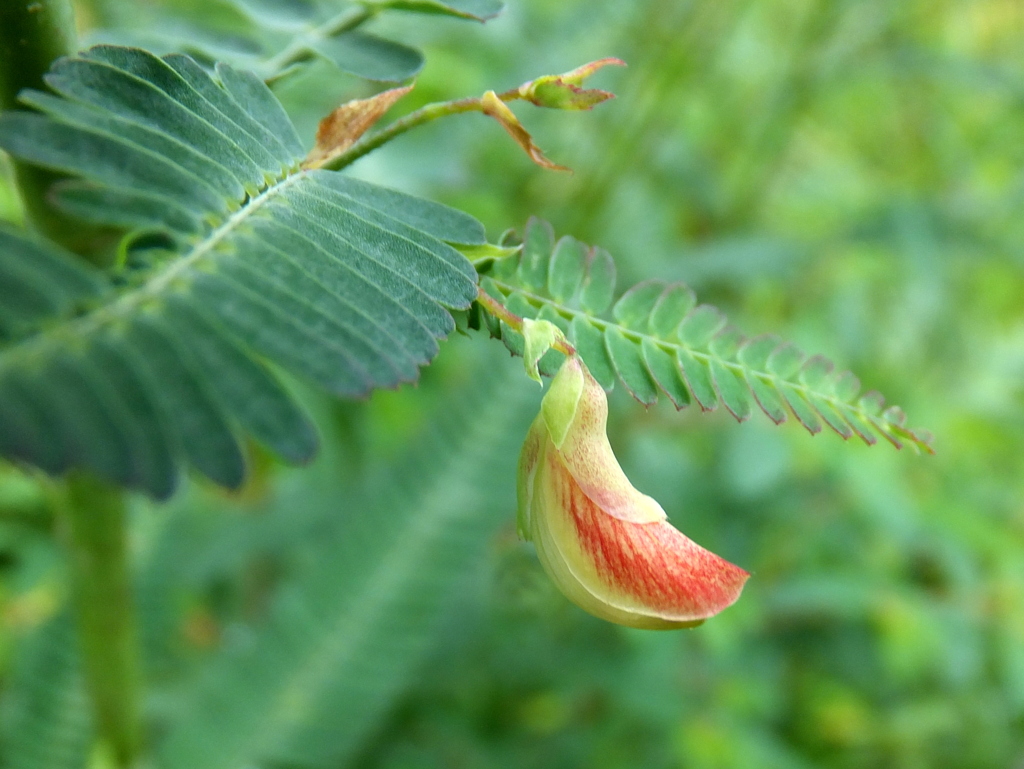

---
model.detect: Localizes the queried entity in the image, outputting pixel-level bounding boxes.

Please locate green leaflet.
[475,219,934,454]
[0,46,485,497]
[362,0,505,21]
[547,236,587,302]
[307,32,424,83]
[226,0,317,30]
[0,226,106,340]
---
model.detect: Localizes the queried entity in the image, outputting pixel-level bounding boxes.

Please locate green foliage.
[0,226,106,339]
[362,0,503,20]
[91,0,504,83]
[0,349,530,769]
[154,352,531,769]
[3,1,1006,769]
[478,218,933,453]
[0,613,92,769]
[0,45,483,496]
[337,3,1024,767]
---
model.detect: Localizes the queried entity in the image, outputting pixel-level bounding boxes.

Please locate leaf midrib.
[243,481,472,765]
[1,171,303,365]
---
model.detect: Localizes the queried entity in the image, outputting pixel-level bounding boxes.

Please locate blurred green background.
[2,1,1024,767]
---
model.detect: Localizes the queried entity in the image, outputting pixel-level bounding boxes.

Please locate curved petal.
[516,414,545,539]
[547,357,664,524]
[532,437,749,627]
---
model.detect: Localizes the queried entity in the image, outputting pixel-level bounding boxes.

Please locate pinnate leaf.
[0,46,483,496]
[91,0,491,84]
[474,219,934,453]
[228,0,317,29]
[307,33,424,83]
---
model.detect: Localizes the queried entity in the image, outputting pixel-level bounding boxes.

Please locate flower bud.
[518,58,625,110]
[517,357,748,629]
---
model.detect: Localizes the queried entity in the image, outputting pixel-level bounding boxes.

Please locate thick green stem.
[0,0,75,114]
[0,0,78,243]
[56,473,142,768]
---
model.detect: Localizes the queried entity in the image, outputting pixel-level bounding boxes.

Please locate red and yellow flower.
[517,356,749,629]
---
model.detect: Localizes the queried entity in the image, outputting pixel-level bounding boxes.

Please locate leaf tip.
[304,84,414,169]
[480,90,570,171]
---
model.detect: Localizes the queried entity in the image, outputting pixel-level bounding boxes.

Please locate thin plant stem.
[476,287,577,357]
[55,473,142,768]
[324,87,522,171]
[261,6,377,81]
[323,97,483,170]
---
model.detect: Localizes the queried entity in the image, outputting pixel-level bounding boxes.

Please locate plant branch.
[321,84,524,171]
[261,6,377,81]
[322,96,485,170]
[55,473,142,769]
[476,287,577,356]
[318,57,623,171]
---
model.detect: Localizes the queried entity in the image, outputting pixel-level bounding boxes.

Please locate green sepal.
[518,58,625,110]
[516,414,545,540]
[541,357,584,449]
[522,318,562,384]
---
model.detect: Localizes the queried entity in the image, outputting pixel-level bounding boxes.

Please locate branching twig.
[476,287,577,357]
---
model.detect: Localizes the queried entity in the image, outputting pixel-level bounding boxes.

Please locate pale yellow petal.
[555,359,665,524]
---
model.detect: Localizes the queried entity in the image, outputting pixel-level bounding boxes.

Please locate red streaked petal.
[540,448,748,624]
[530,438,693,629]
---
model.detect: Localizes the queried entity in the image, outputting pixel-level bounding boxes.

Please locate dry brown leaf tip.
[479,90,570,172]
[304,85,414,168]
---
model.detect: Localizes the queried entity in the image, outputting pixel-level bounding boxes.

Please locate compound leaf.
[0,46,483,496]
[475,219,934,453]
